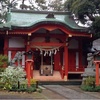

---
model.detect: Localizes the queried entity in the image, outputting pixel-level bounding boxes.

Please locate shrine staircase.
[33,70,63,81]
[33,70,82,85]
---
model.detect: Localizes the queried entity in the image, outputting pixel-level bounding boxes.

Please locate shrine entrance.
[33,49,54,76]
[33,49,63,81]
[31,37,64,77]
[40,52,54,76]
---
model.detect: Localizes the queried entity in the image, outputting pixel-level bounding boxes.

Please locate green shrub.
[0,66,26,90]
[0,68,5,72]
[0,83,4,89]
[0,66,40,93]
[83,76,95,87]
[10,84,19,91]
[81,85,94,91]
[9,79,39,93]
[94,86,100,92]
[0,68,5,77]
[0,55,8,68]
[36,88,42,93]
[81,85,100,92]
[30,79,37,88]
[27,86,36,93]
[81,76,98,92]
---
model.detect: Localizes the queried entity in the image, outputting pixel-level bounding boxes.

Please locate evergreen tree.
[64,0,100,38]
[48,0,64,11]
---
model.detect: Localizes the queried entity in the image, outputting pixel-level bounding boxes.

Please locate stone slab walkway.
[43,85,100,100]
[0,85,100,100]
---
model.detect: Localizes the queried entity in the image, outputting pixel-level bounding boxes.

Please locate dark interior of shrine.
[0,38,4,54]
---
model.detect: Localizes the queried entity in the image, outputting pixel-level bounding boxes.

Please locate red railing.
[68,65,86,72]
[59,65,86,79]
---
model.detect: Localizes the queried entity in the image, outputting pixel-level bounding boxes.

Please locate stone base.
[81,67,95,77]
[64,75,68,81]
[81,67,96,85]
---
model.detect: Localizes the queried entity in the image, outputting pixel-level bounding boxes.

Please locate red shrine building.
[0,10,92,81]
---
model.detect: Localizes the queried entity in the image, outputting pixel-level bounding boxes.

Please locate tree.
[20,0,25,9]
[27,0,65,11]
[64,0,75,11]
[92,17,100,38]
[48,0,64,11]
[0,0,66,11]
[0,0,21,23]
[64,0,99,24]
[28,0,47,11]
[64,0,100,38]
[0,0,20,9]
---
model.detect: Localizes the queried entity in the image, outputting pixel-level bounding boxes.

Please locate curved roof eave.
[11,19,89,33]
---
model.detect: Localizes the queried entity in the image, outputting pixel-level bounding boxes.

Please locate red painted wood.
[0,31,5,34]
[4,37,8,55]
[31,56,34,78]
[26,42,30,58]
[26,59,33,87]
[32,34,66,42]
[96,63,99,86]
[8,48,25,51]
[79,40,82,68]
[25,39,34,79]
[54,51,60,71]
[60,69,65,79]
[68,50,76,71]
[5,22,91,80]
[26,61,31,87]
[64,46,68,79]
[9,24,91,37]
[31,42,65,47]
[25,43,30,72]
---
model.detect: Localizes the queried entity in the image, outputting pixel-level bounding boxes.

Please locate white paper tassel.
[44,51,46,56]
[54,49,57,55]
[49,51,51,56]
[40,50,42,55]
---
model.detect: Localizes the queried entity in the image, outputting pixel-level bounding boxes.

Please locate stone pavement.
[43,85,100,100]
[0,85,100,100]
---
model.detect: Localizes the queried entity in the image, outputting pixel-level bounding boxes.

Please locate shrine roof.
[0,9,90,32]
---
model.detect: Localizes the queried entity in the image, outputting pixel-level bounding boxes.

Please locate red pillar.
[4,37,8,55]
[31,56,34,78]
[25,36,34,86]
[64,46,68,81]
[25,41,30,73]
[26,59,33,87]
[54,51,60,71]
[95,62,99,86]
[79,40,82,69]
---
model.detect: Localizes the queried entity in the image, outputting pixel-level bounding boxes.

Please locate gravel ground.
[0,87,65,100]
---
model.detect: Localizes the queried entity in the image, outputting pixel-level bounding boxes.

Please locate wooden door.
[68,50,76,71]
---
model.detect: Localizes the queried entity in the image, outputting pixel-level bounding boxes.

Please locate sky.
[17,0,66,8]
[16,0,90,27]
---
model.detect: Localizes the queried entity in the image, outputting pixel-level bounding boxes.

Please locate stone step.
[38,80,82,85]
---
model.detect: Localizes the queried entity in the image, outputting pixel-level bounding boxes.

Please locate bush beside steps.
[81,76,100,92]
[81,85,100,92]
